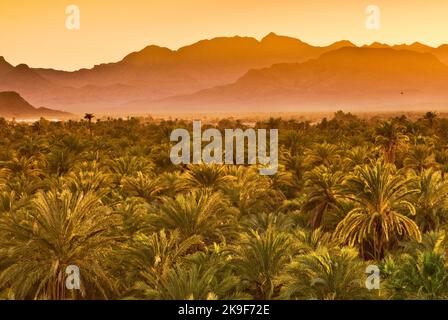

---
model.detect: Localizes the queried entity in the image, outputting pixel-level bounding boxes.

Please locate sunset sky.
[1,0,448,71]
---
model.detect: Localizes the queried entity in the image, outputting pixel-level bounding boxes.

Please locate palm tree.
[17,136,48,159]
[291,228,337,254]
[121,172,165,203]
[181,163,233,191]
[435,148,448,176]
[149,190,238,244]
[84,113,95,137]
[400,230,448,256]
[281,150,306,190]
[404,145,439,173]
[0,156,43,179]
[222,166,274,216]
[304,143,340,167]
[105,156,154,185]
[62,163,112,193]
[133,251,246,300]
[280,247,371,300]
[411,169,448,232]
[375,121,409,164]
[342,145,373,170]
[384,251,448,299]
[302,166,344,229]
[335,162,421,260]
[128,230,202,277]
[123,230,203,297]
[0,190,120,299]
[46,147,75,176]
[133,263,219,300]
[422,111,438,128]
[232,229,291,299]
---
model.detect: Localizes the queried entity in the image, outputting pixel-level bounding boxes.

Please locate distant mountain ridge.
[139,47,448,113]
[0,91,71,118]
[1,33,448,114]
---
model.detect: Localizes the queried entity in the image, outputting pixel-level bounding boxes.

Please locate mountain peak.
[16,63,31,71]
[261,32,309,48]
[122,45,173,65]
[0,91,70,118]
[262,32,280,41]
[0,56,12,68]
[410,41,432,49]
[367,42,390,48]
[0,57,15,75]
[328,40,356,49]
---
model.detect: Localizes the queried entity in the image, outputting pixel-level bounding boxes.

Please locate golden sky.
[1,0,448,71]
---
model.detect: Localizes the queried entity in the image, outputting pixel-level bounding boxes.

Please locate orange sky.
[1,0,448,71]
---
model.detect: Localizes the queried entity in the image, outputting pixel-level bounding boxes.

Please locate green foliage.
[1,113,448,300]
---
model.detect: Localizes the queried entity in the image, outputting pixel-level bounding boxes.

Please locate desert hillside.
[0,91,71,119]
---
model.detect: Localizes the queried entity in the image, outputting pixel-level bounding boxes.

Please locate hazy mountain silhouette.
[0,91,71,118]
[0,33,356,112]
[141,47,448,113]
[364,42,448,65]
[1,33,448,114]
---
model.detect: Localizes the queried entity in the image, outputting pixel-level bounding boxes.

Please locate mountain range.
[0,91,71,119]
[2,33,448,115]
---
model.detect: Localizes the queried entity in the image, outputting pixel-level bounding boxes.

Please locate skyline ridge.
[1,32,448,72]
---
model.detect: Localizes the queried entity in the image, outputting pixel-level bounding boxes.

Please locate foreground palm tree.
[132,249,246,300]
[232,229,291,299]
[0,190,120,299]
[384,250,448,299]
[411,169,448,232]
[280,247,371,300]
[149,190,238,244]
[335,162,421,260]
[303,166,344,229]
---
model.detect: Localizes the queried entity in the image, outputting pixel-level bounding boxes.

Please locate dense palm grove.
[2,111,448,300]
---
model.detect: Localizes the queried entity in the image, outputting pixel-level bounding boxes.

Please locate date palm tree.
[404,145,439,173]
[411,169,448,232]
[280,247,371,300]
[232,229,291,299]
[302,166,344,229]
[121,172,165,203]
[84,113,95,137]
[181,163,233,191]
[375,121,409,164]
[222,166,273,216]
[105,156,154,185]
[342,145,373,170]
[149,190,238,244]
[304,143,340,167]
[422,111,438,128]
[335,162,421,260]
[384,250,448,299]
[0,190,120,299]
[132,249,246,300]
